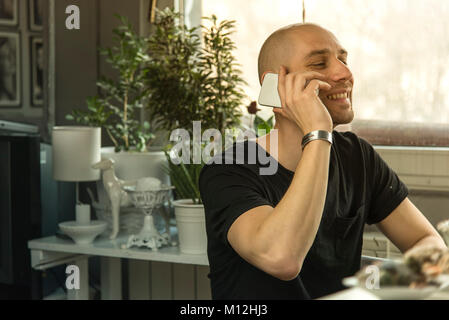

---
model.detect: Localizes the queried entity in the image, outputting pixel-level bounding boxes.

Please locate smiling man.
[198,23,446,300]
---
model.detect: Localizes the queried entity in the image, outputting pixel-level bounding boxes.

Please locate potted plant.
[145,8,247,254]
[68,15,153,153]
[66,16,172,238]
[66,15,170,182]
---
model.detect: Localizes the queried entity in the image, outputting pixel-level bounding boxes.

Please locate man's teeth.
[327,93,347,100]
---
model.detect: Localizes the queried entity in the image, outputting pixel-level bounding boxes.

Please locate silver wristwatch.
[301,130,333,150]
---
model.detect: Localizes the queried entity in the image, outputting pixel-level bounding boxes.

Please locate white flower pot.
[173,199,207,254]
[100,146,170,183]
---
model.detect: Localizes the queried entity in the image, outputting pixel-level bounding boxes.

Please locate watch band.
[301,130,333,150]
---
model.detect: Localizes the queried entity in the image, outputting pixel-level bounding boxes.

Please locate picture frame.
[0,32,20,107]
[0,0,17,26]
[31,37,43,107]
[29,0,43,31]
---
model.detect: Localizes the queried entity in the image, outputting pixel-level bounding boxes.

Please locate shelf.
[28,234,209,266]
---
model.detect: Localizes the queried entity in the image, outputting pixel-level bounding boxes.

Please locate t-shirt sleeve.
[199,163,273,248]
[360,138,409,225]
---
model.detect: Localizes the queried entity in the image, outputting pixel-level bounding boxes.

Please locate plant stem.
[123,89,129,149]
[106,128,119,149]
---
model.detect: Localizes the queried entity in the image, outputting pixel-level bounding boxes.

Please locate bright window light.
[201,0,449,127]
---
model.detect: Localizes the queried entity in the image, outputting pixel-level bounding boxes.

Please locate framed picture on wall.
[31,37,43,106]
[30,0,43,31]
[0,32,20,107]
[0,0,18,26]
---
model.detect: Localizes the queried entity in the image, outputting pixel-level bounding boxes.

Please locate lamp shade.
[52,126,101,181]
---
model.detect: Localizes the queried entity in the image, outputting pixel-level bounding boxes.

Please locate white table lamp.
[52,126,101,225]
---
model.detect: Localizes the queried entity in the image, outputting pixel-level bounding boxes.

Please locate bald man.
[199,23,446,299]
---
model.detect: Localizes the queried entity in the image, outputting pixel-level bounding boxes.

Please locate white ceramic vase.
[173,199,207,254]
[100,146,170,183]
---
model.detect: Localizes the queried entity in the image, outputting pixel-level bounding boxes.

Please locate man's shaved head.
[257,23,331,84]
[257,23,354,127]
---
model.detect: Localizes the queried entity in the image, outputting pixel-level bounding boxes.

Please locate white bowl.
[59,220,107,245]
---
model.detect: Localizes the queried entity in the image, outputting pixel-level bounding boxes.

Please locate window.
[193,0,449,146]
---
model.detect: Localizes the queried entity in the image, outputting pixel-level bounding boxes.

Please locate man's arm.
[376,197,446,253]
[228,140,331,281]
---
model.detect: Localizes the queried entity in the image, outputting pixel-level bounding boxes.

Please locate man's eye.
[311,63,326,67]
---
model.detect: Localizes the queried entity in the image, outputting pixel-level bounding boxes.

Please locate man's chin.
[331,109,355,127]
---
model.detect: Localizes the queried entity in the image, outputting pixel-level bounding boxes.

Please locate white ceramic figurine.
[92,158,136,239]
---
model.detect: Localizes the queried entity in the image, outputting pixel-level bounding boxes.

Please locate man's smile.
[321,87,352,107]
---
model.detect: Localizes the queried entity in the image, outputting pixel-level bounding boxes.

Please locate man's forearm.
[255,140,331,271]
[408,234,447,252]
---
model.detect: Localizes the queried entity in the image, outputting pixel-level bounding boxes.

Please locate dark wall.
[53,0,99,126]
[52,0,173,147]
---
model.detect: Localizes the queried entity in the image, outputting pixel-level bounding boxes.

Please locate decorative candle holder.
[122,185,175,250]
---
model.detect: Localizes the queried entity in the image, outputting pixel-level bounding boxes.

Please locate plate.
[342,276,448,300]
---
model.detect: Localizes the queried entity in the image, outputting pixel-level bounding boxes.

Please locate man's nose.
[329,60,353,83]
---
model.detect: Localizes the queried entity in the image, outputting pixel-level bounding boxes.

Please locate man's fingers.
[301,72,327,89]
[273,107,283,115]
[301,71,327,80]
[282,69,327,93]
[277,67,329,108]
[277,65,287,108]
[304,79,332,95]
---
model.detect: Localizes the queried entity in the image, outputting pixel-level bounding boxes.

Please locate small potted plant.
[145,8,247,254]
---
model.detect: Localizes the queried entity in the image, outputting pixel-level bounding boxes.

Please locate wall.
[52,0,98,127]
[51,0,148,127]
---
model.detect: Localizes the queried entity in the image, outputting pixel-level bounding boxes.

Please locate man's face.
[286,26,354,126]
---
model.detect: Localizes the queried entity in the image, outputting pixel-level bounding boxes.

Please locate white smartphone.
[258,72,282,108]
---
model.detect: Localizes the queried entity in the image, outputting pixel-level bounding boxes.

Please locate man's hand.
[274,65,333,134]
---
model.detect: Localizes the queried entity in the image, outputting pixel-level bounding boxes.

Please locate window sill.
[374,145,449,192]
[349,119,449,147]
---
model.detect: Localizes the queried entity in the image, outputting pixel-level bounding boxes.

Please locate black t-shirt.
[198,131,409,300]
